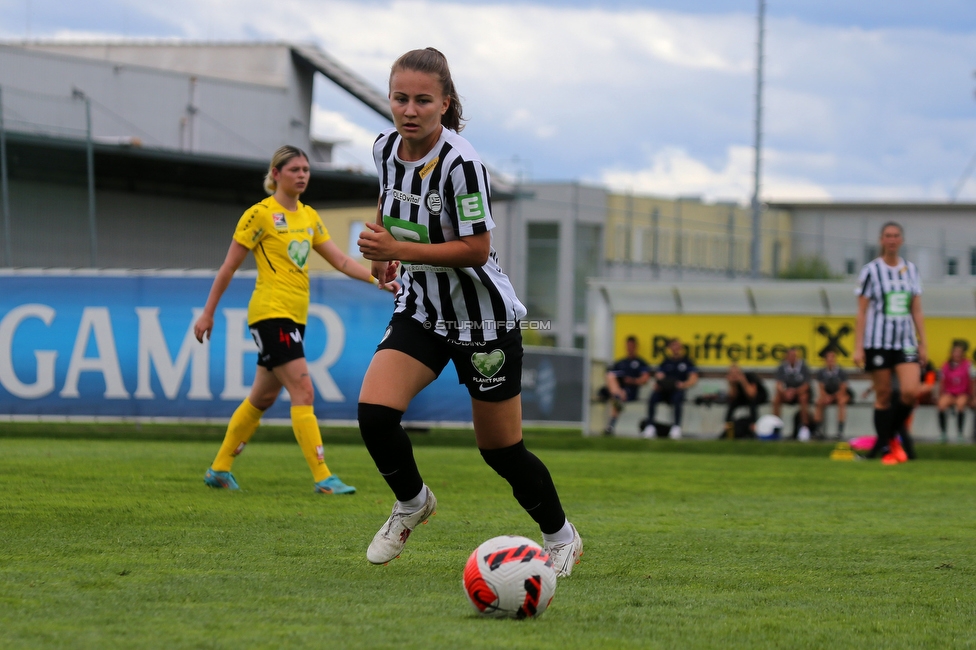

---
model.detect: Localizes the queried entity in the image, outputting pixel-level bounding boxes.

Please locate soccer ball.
[463,535,558,619]
[755,414,784,439]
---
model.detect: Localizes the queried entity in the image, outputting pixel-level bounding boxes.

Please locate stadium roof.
[5,130,379,206]
[767,201,976,212]
[8,40,393,122]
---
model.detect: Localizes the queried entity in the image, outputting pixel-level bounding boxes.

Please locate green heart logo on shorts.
[288,240,310,268]
[471,350,505,378]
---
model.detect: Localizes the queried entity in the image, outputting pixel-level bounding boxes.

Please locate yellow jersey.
[233,196,330,325]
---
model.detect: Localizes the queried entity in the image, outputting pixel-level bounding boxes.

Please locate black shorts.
[864,348,918,371]
[376,314,522,402]
[249,318,306,370]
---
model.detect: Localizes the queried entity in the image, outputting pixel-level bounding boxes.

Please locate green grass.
[1,435,975,649]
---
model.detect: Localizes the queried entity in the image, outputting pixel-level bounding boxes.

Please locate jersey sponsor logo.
[272,213,287,230]
[471,350,505,378]
[425,190,443,215]
[383,215,431,244]
[393,189,422,205]
[251,227,265,243]
[287,240,310,269]
[307,227,314,236]
[418,156,439,179]
[404,263,451,273]
[457,193,486,221]
[885,291,910,316]
[278,328,302,347]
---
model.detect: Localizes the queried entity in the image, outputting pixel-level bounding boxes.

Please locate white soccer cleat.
[797,426,811,442]
[668,425,682,440]
[641,424,657,439]
[367,488,437,565]
[544,523,583,578]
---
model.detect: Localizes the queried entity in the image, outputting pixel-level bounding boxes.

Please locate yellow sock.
[211,399,263,472]
[291,405,331,482]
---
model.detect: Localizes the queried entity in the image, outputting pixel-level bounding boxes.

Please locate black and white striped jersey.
[373,127,526,342]
[855,257,922,351]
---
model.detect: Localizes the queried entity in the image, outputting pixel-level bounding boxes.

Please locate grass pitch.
[1,432,975,649]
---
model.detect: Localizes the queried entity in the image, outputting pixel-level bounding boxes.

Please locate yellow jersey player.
[194,145,397,493]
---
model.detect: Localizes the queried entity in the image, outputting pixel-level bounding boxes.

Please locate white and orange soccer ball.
[463,535,558,619]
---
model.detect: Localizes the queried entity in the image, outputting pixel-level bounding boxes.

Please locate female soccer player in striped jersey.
[356,48,582,576]
[193,145,396,493]
[854,221,928,461]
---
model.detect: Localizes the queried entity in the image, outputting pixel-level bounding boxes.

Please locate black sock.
[480,441,566,535]
[900,429,917,460]
[868,408,893,458]
[358,403,424,502]
[838,421,845,436]
[939,411,947,434]
[958,411,965,434]
[892,399,914,434]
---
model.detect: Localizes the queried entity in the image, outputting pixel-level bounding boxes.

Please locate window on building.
[970,248,976,276]
[526,223,560,321]
[947,257,958,276]
[846,259,856,275]
[347,222,365,257]
[613,224,627,262]
[574,224,602,324]
[632,226,644,263]
[864,246,878,263]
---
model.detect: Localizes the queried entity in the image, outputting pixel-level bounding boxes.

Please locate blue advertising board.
[0,273,584,425]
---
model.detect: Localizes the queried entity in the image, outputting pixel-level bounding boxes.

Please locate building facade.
[770,201,976,282]
[0,42,388,270]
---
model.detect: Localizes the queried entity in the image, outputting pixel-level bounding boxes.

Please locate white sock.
[542,519,574,546]
[397,485,428,513]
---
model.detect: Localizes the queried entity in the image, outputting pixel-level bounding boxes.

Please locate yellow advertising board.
[614,314,976,369]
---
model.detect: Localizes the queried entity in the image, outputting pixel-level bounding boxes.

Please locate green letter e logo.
[457,193,485,221]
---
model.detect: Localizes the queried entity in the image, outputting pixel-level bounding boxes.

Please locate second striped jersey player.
[855,255,922,359]
[373,126,525,342]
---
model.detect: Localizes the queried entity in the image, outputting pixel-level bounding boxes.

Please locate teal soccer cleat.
[204,468,240,490]
[315,475,356,495]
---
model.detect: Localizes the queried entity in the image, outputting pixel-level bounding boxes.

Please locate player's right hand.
[852,347,864,368]
[194,314,213,343]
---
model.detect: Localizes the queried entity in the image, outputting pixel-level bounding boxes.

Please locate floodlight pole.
[84,95,97,268]
[0,86,11,267]
[750,0,766,278]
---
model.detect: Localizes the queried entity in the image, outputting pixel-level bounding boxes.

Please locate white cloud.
[18,0,976,202]
[599,146,832,203]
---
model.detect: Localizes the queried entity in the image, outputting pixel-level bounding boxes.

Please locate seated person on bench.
[772,346,812,441]
[724,363,767,437]
[603,335,652,435]
[643,337,698,439]
[813,349,851,440]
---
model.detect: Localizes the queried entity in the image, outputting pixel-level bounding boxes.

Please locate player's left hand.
[359,222,400,261]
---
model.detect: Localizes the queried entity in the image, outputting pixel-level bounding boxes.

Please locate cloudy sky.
[2,0,974,203]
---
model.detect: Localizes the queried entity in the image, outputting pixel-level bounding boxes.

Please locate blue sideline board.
[0,275,582,424]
